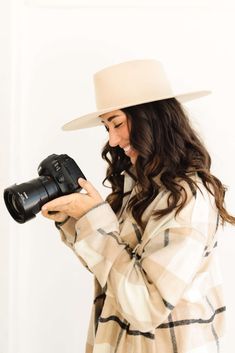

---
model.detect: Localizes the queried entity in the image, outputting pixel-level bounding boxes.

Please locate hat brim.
[62,90,211,131]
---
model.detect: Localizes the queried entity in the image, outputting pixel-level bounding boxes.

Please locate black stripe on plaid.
[163,298,175,310]
[94,293,106,304]
[99,315,155,339]
[98,228,134,258]
[98,306,225,340]
[158,306,226,329]
[206,297,220,353]
[114,326,125,353]
[204,241,218,257]
[164,229,170,247]
[98,229,125,246]
[168,313,178,353]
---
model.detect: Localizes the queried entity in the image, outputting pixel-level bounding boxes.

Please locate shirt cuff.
[75,201,119,238]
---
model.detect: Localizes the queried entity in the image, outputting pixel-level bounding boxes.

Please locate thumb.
[78,177,87,189]
[78,178,98,197]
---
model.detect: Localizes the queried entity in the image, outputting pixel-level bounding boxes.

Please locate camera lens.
[4,176,60,223]
[11,193,23,214]
[4,191,25,223]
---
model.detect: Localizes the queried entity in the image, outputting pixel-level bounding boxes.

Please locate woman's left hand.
[41,178,104,220]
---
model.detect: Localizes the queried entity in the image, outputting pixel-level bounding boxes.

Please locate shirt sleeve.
[60,184,215,332]
[57,217,77,249]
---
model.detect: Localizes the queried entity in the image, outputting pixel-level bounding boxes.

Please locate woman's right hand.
[41,178,103,221]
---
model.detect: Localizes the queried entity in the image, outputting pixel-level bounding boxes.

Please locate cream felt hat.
[62,59,211,131]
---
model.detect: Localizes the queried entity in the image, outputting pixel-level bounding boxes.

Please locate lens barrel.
[4,176,60,223]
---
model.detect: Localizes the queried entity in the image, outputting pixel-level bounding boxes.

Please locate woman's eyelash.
[104,122,122,132]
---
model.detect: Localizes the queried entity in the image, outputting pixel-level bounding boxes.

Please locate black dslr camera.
[4,154,86,224]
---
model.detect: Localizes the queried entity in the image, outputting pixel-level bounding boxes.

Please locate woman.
[41,60,235,353]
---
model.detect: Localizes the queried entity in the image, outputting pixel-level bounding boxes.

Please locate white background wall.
[1,1,235,352]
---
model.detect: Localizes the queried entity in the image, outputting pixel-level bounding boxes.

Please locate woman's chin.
[130,154,137,165]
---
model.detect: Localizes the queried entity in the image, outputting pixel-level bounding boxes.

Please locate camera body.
[4,154,86,224]
[38,154,84,195]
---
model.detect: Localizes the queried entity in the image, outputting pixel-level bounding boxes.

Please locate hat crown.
[94,59,173,110]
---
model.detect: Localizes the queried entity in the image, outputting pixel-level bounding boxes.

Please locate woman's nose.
[109,129,120,147]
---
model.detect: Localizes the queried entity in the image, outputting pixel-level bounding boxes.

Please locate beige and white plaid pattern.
[58,173,225,353]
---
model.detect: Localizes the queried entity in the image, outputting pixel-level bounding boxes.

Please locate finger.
[78,178,101,199]
[41,194,72,212]
[41,209,68,222]
[41,208,59,218]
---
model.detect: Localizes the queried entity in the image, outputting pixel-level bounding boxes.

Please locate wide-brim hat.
[62,59,211,131]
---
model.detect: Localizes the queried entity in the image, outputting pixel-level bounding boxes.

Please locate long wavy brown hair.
[101,98,235,230]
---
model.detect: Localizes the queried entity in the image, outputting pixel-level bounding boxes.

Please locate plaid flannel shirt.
[58,172,225,353]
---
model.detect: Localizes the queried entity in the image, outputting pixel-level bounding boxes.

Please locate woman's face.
[99,109,138,164]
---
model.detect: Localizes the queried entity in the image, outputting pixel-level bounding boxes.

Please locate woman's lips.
[122,145,137,164]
